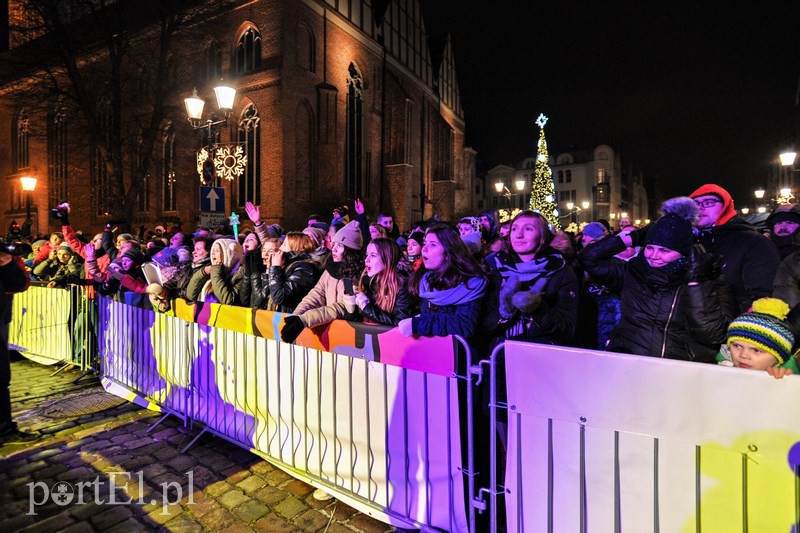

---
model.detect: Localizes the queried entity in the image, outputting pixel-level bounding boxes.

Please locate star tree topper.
[535,113,549,129]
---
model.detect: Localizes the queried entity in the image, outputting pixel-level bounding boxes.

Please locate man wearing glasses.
[689,184,780,314]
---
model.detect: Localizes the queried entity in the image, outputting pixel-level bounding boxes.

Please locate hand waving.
[245,201,261,225]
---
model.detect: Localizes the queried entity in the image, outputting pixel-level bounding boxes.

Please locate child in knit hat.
[718,297,798,379]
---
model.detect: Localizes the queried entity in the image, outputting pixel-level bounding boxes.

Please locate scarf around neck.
[418,272,486,306]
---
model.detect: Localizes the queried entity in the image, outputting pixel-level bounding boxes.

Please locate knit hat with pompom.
[727,298,795,364]
[645,197,699,256]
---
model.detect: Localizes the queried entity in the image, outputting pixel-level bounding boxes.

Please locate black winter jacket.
[263,253,321,313]
[345,273,416,326]
[580,236,735,362]
[483,249,579,346]
[695,217,780,314]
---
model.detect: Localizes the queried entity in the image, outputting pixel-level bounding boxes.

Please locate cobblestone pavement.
[0,356,402,532]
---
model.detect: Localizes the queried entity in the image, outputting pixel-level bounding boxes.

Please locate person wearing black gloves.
[579,197,736,362]
[0,245,38,444]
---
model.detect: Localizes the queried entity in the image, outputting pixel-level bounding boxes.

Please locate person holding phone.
[343,238,415,326]
[280,220,365,343]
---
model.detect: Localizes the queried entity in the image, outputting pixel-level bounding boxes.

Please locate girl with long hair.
[345,238,414,326]
[398,222,487,339]
[261,232,321,312]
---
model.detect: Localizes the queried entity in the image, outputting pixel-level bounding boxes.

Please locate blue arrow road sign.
[200,186,225,213]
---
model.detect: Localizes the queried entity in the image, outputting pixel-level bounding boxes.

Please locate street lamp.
[780,150,797,167]
[754,189,765,200]
[20,176,37,236]
[186,83,241,185]
[184,83,236,138]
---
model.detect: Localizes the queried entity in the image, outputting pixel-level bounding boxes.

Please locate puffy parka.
[695,217,779,314]
[580,236,735,362]
[260,253,321,313]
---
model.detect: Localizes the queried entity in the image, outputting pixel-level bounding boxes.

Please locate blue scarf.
[419,273,486,306]
[491,250,566,292]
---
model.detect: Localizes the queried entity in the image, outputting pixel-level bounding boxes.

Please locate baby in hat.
[717,297,798,379]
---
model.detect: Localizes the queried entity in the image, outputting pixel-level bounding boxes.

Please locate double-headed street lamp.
[184,84,236,141]
[494,179,526,209]
[564,200,590,224]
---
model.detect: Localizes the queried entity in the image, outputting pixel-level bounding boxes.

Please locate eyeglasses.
[694,198,721,208]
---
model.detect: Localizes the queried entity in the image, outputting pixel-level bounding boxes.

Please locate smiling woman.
[579,197,737,361]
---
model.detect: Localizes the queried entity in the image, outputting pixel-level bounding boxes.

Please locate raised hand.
[83,243,95,261]
[245,201,261,225]
[354,198,365,215]
[271,249,285,268]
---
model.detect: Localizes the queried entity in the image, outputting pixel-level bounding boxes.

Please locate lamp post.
[20,176,37,236]
[185,83,237,185]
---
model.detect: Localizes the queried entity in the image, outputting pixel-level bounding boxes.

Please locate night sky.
[423,2,800,205]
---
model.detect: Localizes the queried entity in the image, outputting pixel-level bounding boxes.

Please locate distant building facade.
[483,144,649,227]
[0,0,475,236]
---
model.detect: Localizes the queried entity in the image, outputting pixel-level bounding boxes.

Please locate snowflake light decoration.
[214,145,248,181]
[196,148,209,177]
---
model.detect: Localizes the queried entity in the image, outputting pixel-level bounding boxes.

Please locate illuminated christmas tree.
[529,114,560,230]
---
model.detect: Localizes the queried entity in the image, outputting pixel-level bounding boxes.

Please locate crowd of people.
[2,182,799,462]
[6,182,800,382]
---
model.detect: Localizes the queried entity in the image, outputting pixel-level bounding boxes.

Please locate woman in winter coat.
[280,221,365,343]
[186,238,244,305]
[579,197,735,362]
[33,244,83,288]
[344,238,415,326]
[397,222,487,340]
[249,233,321,312]
[484,210,579,346]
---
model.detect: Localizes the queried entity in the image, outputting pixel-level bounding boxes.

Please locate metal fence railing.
[9,282,96,373]
[96,295,476,532]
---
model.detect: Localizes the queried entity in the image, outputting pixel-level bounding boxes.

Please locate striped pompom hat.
[727,298,795,364]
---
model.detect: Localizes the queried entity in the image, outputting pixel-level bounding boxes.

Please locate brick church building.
[0,0,476,236]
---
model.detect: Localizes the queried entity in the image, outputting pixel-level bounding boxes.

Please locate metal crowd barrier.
[481,341,800,533]
[9,282,96,373]
[96,295,478,532]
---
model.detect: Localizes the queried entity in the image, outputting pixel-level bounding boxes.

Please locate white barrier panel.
[96,297,469,532]
[503,341,800,532]
[9,283,74,364]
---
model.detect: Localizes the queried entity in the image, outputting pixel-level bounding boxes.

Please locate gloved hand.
[398,317,414,337]
[685,244,722,283]
[499,275,521,318]
[355,292,370,309]
[83,243,95,261]
[280,315,306,344]
[242,252,264,276]
[343,293,357,313]
[512,290,543,315]
[626,224,650,248]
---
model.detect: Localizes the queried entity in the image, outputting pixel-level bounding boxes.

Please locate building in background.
[0,0,475,235]
[483,144,650,228]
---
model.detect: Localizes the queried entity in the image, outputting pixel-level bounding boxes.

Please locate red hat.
[689,184,736,226]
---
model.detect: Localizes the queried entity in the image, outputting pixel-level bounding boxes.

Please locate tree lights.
[529,114,560,229]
